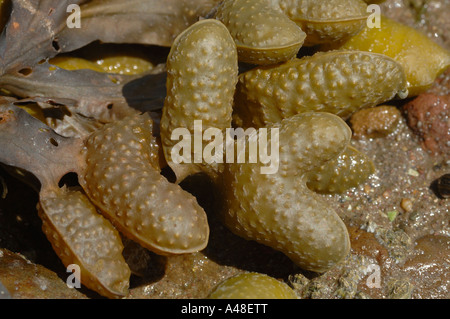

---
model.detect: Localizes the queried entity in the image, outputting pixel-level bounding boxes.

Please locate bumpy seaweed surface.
[161,19,238,181]
[215,0,306,64]
[0,0,448,299]
[81,114,210,256]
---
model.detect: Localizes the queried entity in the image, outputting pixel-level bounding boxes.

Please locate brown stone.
[350,106,401,139]
[403,93,450,155]
[347,226,389,266]
[402,235,450,298]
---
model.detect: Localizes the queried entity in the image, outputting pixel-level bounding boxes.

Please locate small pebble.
[407,168,419,177]
[387,279,413,299]
[400,198,413,212]
[435,173,450,198]
[387,210,398,222]
[350,105,401,139]
[408,211,420,222]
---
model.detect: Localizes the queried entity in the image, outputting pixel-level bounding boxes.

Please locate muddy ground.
[0,0,448,299]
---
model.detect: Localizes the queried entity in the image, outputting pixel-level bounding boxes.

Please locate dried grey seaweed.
[0,0,83,75]
[0,63,167,122]
[1,0,219,74]
[0,98,84,191]
[57,0,221,52]
[0,0,218,122]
